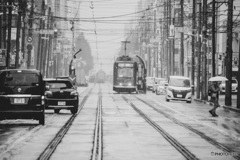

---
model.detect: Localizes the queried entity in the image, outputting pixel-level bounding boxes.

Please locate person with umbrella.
[209,81,220,117]
[208,76,227,117]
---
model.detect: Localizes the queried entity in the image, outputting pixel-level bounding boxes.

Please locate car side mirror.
[32,83,39,86]
[45,85,50,90]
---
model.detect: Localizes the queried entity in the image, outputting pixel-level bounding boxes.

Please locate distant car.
[0,69,45,125]
[165,76,192,103]
[78,81,88,87]
[152,78,166,93]
[219,78,238,94]
[156,80,168,95]
[44,78,79,114]
[146,77,154,91]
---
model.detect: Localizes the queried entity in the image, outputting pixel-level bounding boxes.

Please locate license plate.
[177,94,182,98]
[58,101,66,105]
[14,98,25,104]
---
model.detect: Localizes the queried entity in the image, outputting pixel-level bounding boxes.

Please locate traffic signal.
[54,30,57,38]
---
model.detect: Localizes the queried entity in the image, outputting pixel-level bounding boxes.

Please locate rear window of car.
[0,72,39,86]
[46,81,73,89]
[169,78,190,87]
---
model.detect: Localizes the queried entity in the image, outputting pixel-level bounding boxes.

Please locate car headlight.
[119,83,122,86]
[45,91,53,97]
[70,90,79,96]
[187,89,192,92]
[128,83,132,86]
[168,87,174,92]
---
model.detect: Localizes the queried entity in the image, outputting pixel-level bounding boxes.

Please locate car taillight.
[70,91,78,96]
[41,95,45,105]
[45,91,53,97]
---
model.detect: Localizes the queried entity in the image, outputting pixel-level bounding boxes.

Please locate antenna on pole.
[121,41,130,56]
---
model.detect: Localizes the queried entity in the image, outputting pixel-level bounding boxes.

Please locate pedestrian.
[209,81,220,117]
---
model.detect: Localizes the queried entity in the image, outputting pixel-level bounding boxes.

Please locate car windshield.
[118,68,133,78]
[169,78,190,87]
[146,77,154,84]
[222,79,237,84]
[46,81,73,90]
[159,81,167,86]
[0,72,39,86]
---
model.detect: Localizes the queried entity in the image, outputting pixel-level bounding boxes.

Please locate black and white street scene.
[0,0,240,160]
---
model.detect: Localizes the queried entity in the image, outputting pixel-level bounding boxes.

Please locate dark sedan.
[44,78,79,114]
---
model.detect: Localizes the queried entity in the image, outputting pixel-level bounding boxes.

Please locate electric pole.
[212,0,216,77]
[202,0,208,100]
[196,2,202,99]
[225,0,233,106]
[180,0,184,76]
[6,0,12,69]
[15,0,22,69]
[191,0,196,95]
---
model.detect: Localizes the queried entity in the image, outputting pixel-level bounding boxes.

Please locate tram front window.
[118,68,133,78]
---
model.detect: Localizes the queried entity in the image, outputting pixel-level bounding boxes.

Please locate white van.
[146,77,154,91]
[165,76,192,103]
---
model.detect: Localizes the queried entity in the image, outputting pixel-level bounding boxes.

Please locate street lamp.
[69,48,82,77]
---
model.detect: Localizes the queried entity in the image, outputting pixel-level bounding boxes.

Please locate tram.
[113,55,138,93]
[96,70,106,83]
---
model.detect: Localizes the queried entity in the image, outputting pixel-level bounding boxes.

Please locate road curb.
[194,98,240,113]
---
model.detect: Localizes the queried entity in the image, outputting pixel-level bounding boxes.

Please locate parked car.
[152,78,166,93]
[44,78,79,114]
[165,76,192,103]
[219,78,238,94]
[0,69,45,125]
[146,77,154,91]
[156,80,168,95]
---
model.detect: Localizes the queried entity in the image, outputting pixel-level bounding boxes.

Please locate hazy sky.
[78,0,140,74]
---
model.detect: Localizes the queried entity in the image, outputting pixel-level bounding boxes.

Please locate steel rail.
[122,95,199,160]
[91,84,103,160]
[37,87,93,160]
[135,95,240,160]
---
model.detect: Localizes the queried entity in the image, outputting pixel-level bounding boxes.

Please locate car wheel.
[186,101,192,103]
[166,98,169,102]
[39,113,45,125]
[54,109,60,114]
[71,106,78,114]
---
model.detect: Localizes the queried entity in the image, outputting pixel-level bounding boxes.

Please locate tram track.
[122,95,199,160]
[91,84,103,160]
[134,95,240,160]
[37,87,93,160]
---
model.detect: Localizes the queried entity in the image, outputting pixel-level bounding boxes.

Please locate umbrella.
[208,76,228,82]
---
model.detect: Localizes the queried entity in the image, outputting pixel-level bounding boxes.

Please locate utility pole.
[180,0,184,76]
[37,0,45,71]
[191,0,196,95]
[196,2,202,99]
[0,0,2,48]
[202,0,208,100]
[27,0,33,68]
[168,0,172,76]
[212,0,216,77]
[6,0,12,69]
[15,0,22,69]
[237,31,240,108]
[225,0,233,106]
[121,40,130,56]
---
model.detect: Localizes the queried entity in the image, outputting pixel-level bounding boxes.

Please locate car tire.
[39,113,45,125]
[186,101,192,103]
[166,98,169,102]
[71,106,78,114]
[54,109,60,114]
